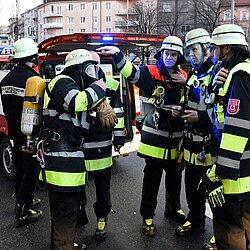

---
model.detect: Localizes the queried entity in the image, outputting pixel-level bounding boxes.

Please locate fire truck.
[0,32,165,179]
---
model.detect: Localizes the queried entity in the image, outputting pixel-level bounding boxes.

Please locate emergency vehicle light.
[102,36,114,41]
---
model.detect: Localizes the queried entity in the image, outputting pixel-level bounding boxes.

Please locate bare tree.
[130,0,158,35]
[191,0,225,34]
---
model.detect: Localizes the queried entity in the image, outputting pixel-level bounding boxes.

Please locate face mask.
[80,62,99,88]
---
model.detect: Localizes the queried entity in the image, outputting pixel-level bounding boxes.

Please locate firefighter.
[97,36,188,236]
[198,24,250,249]
[41,48,117,249]
[172,29,217,236]
[0,37,43,227]
[77,51,125,240]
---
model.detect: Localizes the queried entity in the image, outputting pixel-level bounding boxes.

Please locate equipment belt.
[44,139,84,152]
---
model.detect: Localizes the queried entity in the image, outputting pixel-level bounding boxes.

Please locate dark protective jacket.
[212,54,250,200]
[182,58,217,166]
[84,76,125,172]
[0,63,39,144]
[113,51,187,160]
[41,69,105,192]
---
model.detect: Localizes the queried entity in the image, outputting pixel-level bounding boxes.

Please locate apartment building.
[219,0,250,46]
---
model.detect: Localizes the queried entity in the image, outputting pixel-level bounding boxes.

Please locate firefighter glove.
[97,100,118,128]
[198,164,219,192]
[208,181,225,208]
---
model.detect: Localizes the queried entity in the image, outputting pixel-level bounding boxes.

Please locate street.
[0,151,214,250]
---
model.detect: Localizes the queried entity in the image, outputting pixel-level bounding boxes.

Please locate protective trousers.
[185,162,210,228]
[13,141,38,206]
[92,169,112,219]
[140,157,182,219]
[213,199,250,250]
[49,190,80,250]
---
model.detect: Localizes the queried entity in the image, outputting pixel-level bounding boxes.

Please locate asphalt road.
[0,151,214,250]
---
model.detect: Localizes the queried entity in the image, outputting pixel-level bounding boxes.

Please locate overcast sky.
[1,0,43,26]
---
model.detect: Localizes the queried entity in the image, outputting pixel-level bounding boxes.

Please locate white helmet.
[185,28,211,48]
[65,49,95,68]
[211,24,248,47]
[12,38,38,60]
[154,36,186,63]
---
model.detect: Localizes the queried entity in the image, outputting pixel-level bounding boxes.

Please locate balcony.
[115,9,137,15]
[43,12,63,18]
[115,20,137,27]
[43,23,63,29]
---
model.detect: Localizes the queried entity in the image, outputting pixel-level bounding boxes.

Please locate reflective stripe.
[85,157,112,171]
[83,139,112,149]
[64,89,78,111]
[120,60,133,78]
[106,76,119,90]
[60,113,81,127]
[241,150,250,160]
[138,142,177,160]
[114,117,124,129]
[74,90,88,112]
[80,110,90,129]
[220,133,248,153]
[217,156,240,169]
[130,65,140,84]
[184,149,216,166]
[114,107,124,113]
[216,103,224,123]
[44,170,86,186]
[1,86,25,97]
[45,151,84,158]
[85,87,99,104]
[113,130,125,137]
[90,111,96,117]
[43,108,58,116]
[225,117,250,130]
[187,101,199,110]
[142,125,183,138]
[222,176,250,194]
[185,133,204,142]
[117,56,126,70]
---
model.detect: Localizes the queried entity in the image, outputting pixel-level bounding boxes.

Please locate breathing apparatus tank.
[21,76,46,144]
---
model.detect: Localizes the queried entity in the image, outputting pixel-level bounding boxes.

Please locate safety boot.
[164,209,186,224]
[202,236,217,250]
[15,203,43,227]
[176,220,205,236]
[95,218,108,240]
[30,198,41,210]
[142,219,156,236]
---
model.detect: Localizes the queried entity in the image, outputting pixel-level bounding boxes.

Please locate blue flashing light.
[102,36,114,41]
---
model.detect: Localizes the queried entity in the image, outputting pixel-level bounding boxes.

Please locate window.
[241,10,248,21]
[105,27,112,33]
[93,28,97,32]
[93,16,97,23]
[224,11,231,21]
[68,17,74,24]
[57,5,62,15]
[68,4,73,11]
[80,17,86,23]
[92,3,97,10]
[105,2,111,10]
[162,3,171,12]
[68,28,74,34]
[80,3,85,11]
[242,27,249,37]
[51,5,54,13]
[105,16,111,22]
[80,28,86,33]
[181,25,191,34]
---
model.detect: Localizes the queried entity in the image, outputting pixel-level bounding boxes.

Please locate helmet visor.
[85,64,98,79]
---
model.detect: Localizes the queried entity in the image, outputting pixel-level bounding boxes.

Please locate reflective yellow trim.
[216,104,224,123]
[85,156,112,171]
[184,148,215,166]
[222,176,250,194]
[120,61,133,78]
[106,76,119,90]
[39,170,86,186]
[114,117,124,129]
[220,133,248,153]
[138,142,177,160]
[75,91,88,111]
